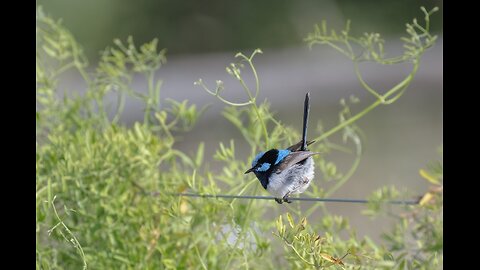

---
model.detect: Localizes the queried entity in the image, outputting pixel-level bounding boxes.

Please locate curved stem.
[246,52,261,99]
[383,87,407,105]
[112,88,126,124]
[320,40,352,59]
[312,58,419,143]
[196,80,253,107]
[353,62,384,102]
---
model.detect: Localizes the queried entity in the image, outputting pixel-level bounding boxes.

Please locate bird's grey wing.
[286,140,316,151]
[274,151,319,172]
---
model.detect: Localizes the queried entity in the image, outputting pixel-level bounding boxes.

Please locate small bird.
[245,92,319,204]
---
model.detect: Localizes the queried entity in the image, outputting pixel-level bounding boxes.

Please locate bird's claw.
[275,197,292,204]
[283,194,292,204]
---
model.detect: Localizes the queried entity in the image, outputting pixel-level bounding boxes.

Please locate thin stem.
[144,70,155,126]
[280,236,315,266]
[112,88,126,124]
[94,92,109,126]
[50,197,88,270]
[323,40,352,59]
[76,64,91,86]
[194,246,208,270]
[230,178,257,205]
[197,50,269,147]
[383,87,407,105]
[71,37,90,85]
[196,80,253,107]
[148,70,155,105]
[52,62,75,78]
[353,62,384,102]
[236,52,269,148]
[246,51,261,99]
[252,102,269,149]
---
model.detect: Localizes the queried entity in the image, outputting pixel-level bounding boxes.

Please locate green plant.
[36,7,227,269]
[196,5,441,269]
[36,5,442,270]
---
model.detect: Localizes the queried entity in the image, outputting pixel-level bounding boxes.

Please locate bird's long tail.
[301,92,310,151]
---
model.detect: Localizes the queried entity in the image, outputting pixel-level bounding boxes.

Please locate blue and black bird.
[245,93,319,204]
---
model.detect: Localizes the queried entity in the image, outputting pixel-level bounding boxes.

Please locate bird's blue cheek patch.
[275,149,291,165]
[256,163,271,172]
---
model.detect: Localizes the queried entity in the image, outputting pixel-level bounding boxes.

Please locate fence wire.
[152,192,419,205]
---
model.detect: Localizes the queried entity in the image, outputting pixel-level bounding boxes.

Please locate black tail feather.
[301,92,310,151]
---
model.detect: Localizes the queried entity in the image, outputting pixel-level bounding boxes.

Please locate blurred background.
[37,0,442,241]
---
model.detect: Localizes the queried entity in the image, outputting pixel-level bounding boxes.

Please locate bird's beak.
[244,167,254,174]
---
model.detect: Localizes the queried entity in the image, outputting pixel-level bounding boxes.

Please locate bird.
[244,92,319,204]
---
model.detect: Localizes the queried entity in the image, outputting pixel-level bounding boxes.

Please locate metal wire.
[167,192,419,205]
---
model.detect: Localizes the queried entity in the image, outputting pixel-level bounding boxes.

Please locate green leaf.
[195,142,204,168]
[133,123,145,141]
[276,215,284,235]
[171,150,195,169]
[383,252,394,261]
[419,169,440,185]
[43,35,62,50]
[42,45,57,58]
[419,192,434,206]
[287,213,294,228]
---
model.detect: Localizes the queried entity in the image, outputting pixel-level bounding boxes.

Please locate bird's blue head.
[245,149,291,189]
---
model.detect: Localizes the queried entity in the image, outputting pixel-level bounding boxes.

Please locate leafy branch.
[195,49,271,149]
[305,6,438,143]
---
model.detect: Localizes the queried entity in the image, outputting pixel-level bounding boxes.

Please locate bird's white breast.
[266,157,315,198]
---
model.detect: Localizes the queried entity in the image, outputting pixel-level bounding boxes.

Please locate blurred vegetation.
[36,5,442,269]
[35,0,442,59]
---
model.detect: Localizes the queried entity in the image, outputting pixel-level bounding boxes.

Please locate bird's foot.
[275,198,283,204]
[282,194,292,204]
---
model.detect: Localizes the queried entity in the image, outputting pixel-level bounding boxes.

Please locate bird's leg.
[275,198,283,204]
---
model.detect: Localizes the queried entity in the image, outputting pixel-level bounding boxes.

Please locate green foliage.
[37,6,442,270]
[36,7,235,269]
[272,158,443,269]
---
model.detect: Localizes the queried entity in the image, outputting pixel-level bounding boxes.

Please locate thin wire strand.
[156,192,419,205]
